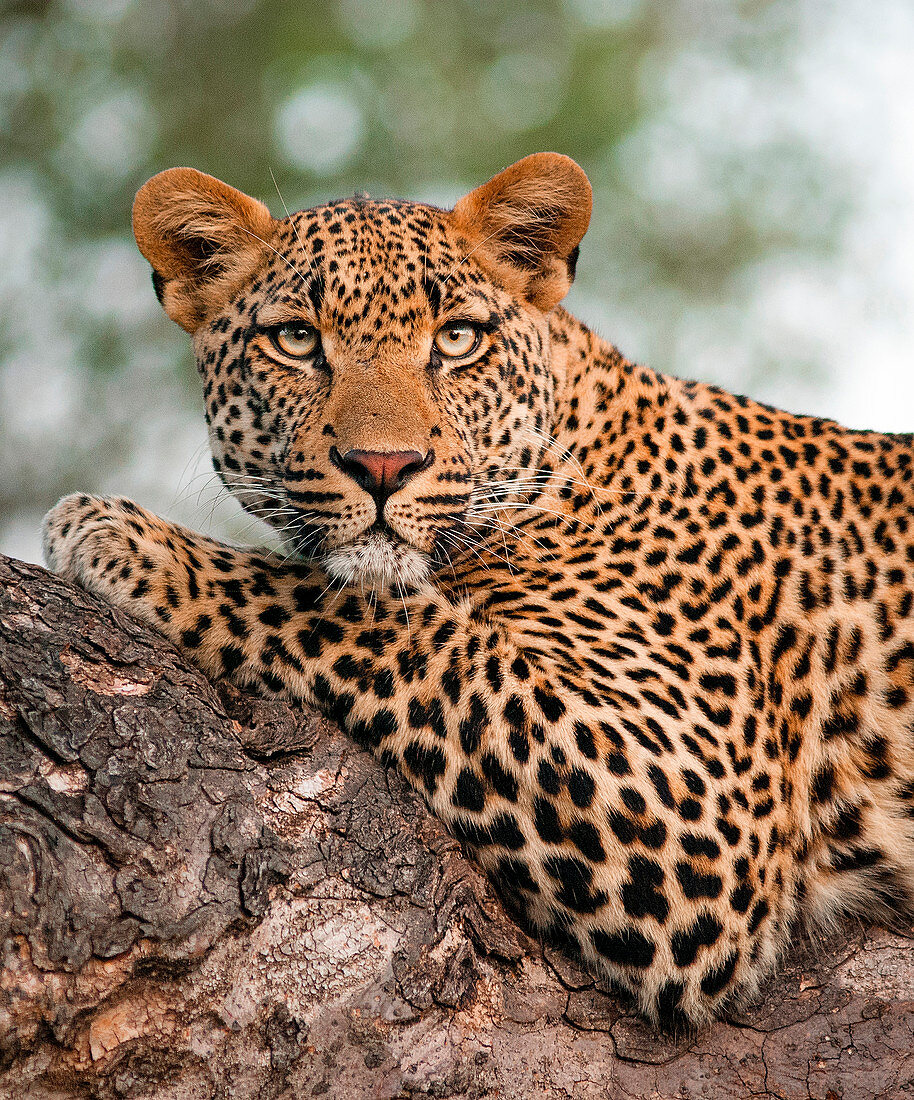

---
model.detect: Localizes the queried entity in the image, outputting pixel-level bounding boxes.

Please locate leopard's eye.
[434,323,480,358]
[270,323,319,358]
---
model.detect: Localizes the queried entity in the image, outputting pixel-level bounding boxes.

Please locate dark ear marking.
[151,269,166,305]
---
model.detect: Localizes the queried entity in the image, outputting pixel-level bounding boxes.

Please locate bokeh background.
[2,0,913,565]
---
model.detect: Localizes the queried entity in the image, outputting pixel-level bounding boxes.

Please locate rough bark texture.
[1,552,912,1100]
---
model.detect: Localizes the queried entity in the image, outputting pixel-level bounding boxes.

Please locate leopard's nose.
[330,447,432,501]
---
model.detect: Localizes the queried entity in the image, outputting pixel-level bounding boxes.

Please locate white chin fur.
[322,530,431,590]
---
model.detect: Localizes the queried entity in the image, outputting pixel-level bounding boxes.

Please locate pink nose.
[331,447,429,498]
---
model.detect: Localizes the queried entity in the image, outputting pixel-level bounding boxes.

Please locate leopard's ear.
[450,153,592,312]
[133,168,276,332]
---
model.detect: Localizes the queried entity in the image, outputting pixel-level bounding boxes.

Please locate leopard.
[42,153,914,1028]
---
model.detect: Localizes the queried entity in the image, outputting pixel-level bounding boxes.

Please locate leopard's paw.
[44,493,107,576]
[42,494,148,598]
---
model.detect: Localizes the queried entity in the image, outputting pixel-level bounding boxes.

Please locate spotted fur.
[43,154,914,1027]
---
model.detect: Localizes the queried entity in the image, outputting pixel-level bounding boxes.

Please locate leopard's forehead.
[286,198,467,274]
[264,198,492,329]
[290,195,452,245]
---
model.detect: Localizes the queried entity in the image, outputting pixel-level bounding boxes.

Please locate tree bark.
[0,552,912,1100]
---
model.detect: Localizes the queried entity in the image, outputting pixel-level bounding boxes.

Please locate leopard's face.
[194,199,557,590]
[133,156,589,590]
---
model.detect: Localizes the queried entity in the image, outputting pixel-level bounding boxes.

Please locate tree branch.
[1,553,911,1099]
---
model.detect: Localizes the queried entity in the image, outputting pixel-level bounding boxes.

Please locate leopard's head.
[132,154,592,590]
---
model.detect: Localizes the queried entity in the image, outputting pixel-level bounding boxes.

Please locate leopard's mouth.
[321,524,432,590]
[232,486,435,590]
[245,482,440,590]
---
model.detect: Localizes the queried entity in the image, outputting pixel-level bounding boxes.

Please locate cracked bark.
[1,553,912,1100]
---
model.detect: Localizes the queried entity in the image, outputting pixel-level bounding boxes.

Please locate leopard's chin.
[322,528,431,591]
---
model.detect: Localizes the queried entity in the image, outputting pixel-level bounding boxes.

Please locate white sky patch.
[575,0,914,434]
[1,341,83,438]
[274,82,365,175]
[61,89,155,186]
[480,49,569,132]
[68,238,159,325]
[338,0,420,49]
[796,0,914,432]
[563,0,643,30]
[0,171,52,293]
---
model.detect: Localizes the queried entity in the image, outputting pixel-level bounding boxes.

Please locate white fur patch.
[322,529,430,591]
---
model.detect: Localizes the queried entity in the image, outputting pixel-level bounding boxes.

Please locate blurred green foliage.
[2,0,909,561]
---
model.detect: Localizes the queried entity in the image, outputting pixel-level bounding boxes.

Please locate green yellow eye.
[271,323,319,358]
[434,323,480,358]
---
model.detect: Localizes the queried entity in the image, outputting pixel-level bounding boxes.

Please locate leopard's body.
[44,155,914,1027]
